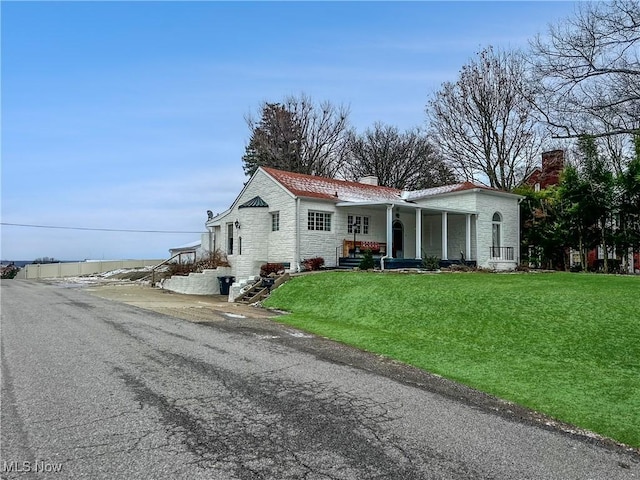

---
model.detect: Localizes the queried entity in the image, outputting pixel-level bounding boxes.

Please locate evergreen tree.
[242,94,349,178]
[615,133,640,270]
[516,185,567,269]
[578,136,615,272]
[242,103,303,177]
[558,164,592,271]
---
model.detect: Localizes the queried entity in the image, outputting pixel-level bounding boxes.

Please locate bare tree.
[243,93,350,177]
[342,123,456,189]
[530,0,640,139]
[426,46,543,191]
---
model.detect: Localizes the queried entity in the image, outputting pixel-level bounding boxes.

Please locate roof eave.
[412,187,523,201]
[475,188,525,200]
[335,200,407,207]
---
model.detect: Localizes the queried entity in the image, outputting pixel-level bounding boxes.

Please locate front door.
[392,220,404,258]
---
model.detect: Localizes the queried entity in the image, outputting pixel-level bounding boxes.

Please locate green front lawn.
[264,271,640,448]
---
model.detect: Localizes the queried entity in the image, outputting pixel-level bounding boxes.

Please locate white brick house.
[205,167,523,279]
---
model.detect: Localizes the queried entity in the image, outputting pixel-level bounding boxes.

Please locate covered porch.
[336,202,479,270]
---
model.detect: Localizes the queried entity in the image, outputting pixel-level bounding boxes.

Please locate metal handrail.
[489,246,515,261]
[150,253,184,286]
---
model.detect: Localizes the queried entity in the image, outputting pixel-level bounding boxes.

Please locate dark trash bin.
[261,277,275,292]
[218,276,235,295]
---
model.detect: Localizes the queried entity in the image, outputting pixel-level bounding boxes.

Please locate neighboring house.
[522,149,638,273]
[523,150,565,192]
[168,240,202,263]
[205,167,523,280]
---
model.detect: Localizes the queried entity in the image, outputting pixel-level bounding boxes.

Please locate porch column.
[415,208,422,259]
[386,205,394,257]
[465,214,472,260]
[441,211,448,261]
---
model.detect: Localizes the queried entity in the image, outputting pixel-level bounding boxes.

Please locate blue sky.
[1,1,578,261]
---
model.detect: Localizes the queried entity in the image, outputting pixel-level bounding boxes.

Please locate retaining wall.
[160,267,233,295]
[16,259,165,279]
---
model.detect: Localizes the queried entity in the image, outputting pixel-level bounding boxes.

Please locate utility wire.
[0,222,205,234]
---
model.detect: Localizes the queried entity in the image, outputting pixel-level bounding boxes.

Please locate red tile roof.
[261,167,502,203]
[262,167,403,203]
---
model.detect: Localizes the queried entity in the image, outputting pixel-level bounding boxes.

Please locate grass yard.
[264,271,640,448]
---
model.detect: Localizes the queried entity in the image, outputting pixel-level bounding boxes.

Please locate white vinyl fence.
[16,259,164,280]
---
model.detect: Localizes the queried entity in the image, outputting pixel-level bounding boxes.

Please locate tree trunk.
[601,219,609,273]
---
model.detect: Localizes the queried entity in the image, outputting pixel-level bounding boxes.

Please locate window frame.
[347,215,369,235]
[308,211,332,232]
[227,223,234,255]
[491,212,502,254]
[271,212,280,232]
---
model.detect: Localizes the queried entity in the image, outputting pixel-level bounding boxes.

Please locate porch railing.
[489,246,515,261]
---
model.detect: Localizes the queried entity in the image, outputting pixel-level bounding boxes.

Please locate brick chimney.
[539,150,564,188]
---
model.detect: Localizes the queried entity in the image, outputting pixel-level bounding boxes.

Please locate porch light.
[234,220,241,229]
[349,221,360,258]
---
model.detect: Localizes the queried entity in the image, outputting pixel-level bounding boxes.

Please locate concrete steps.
[235,273,290,303]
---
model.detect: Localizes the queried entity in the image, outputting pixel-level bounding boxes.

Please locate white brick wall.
[335,206,388,258]
[299,199,340,267]
[475,192,520,269]
[235,207,270,279]
[421,214,442,258]
[418,213,476,261]
[208,170,297,279]
[417,192,477,212]
[416,190,519,268]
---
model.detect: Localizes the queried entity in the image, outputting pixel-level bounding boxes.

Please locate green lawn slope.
[264,271,640,448]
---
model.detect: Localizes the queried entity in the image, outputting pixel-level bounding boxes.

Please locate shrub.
[448,263,474,272]
[168,263,195,276]
[1,264,20,279]
[198,249,231,270]
[261,263,285,277]
[302,257,325,271]
[358,250,375,270]
[422,255,440,271]
[168,249,230,276]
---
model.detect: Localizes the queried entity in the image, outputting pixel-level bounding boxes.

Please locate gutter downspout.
[208,226,214,254]
[295,197,301,272]
[517,197,524,266]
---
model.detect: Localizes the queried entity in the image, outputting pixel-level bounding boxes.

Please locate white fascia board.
[206,168,276,229]
[476,188,525,200]
[259,167,298,199]
[416,188,523,202]
[205,167,294,228]
[426,206,477,215]
[335,200,407,208]
[206,208,232,227]
[336,200,476,215]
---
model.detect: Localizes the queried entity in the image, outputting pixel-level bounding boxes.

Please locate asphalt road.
[1,279,638,479]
